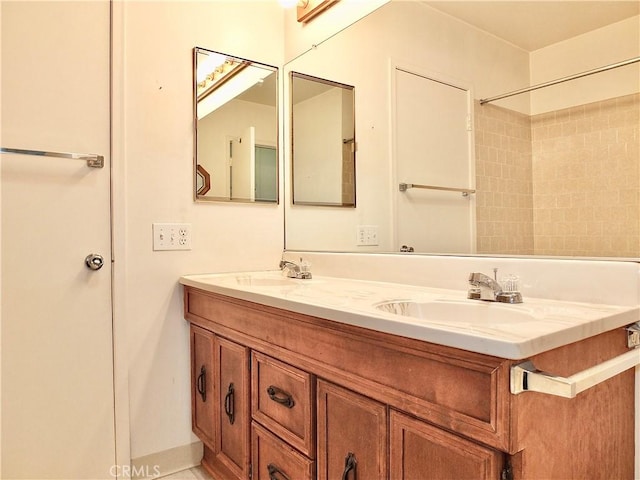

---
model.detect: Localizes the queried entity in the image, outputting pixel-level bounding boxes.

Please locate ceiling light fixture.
[279,0,308,8]
[296,0,338,23]
[197,54,248,100]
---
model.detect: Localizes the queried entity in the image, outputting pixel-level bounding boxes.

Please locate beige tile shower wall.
[531,93,640,257]
[474,101,534,254]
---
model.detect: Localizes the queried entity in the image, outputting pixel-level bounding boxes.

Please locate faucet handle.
[299,258,312,279]
[496,291,523,304]
[501,274,520,293]
[467,271,523,303]
[496,274,522,303]
[279,258,312,279]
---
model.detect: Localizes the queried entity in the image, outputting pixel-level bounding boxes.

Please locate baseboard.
[130,441,203,479]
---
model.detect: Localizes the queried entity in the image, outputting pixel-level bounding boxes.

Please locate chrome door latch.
[627,323,640,349]
[85,253,104,271]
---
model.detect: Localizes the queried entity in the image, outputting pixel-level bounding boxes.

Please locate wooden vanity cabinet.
[216,336,251,479]
[390,410,504,480]
[251,421,314,480]
[191,325,216,450]
[317,380,388,480]
[251,351,315,457]
[315,381,502,480]
[190,325,250,480]
[185,287,635,480]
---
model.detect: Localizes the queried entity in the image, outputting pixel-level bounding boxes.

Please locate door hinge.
[249,463,252,479]
[466,115,472,131]
[501,462,513,480]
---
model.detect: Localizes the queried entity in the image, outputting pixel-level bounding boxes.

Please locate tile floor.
[159,466,213,480]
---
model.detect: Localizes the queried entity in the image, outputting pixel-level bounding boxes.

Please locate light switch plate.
[153,223,192,251]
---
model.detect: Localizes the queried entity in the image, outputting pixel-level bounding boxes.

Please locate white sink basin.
[375,299,534,325]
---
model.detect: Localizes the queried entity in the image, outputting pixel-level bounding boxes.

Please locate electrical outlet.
[356,225,378,246]
[153,223,192,251]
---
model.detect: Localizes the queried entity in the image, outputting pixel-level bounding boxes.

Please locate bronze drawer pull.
[196,365,206,402]
[267,463,291,480]
[224,383,235,424]
[266,385,295,408]
[342,452,357,480]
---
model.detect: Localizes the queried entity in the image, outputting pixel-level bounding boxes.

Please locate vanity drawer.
[251,421,314,480]
[251,352,315,457]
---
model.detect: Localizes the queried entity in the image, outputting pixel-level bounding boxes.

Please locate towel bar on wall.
[1,147,104,168]
[511,344,640,398]
[398,182,476,197]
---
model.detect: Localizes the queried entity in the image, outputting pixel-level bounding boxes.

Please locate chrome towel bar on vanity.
[511,323,640,398]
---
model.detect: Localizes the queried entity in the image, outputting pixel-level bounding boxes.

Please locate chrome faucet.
[279,259,312,279]
[468,271,522,303]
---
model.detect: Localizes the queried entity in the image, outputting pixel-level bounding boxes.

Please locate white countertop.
[180,271,640,360]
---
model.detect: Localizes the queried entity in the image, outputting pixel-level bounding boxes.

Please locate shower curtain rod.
[479,56,640,105]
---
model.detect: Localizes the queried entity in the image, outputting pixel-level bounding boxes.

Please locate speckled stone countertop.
[180,271,639,360]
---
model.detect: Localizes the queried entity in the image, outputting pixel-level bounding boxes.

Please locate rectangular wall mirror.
[283,1,639,257]
[194,47,278,203]
[291,72,355,207]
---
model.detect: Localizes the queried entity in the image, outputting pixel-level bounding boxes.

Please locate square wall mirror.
[194,47,279,203]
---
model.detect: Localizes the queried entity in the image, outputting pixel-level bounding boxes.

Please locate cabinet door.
[251,421,314,480]
[390,410,503,480]
[191,325,216,450]
[216,336,251,479]
[251,351,315,456]
[317,380,387,480]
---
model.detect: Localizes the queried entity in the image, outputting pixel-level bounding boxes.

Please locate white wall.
[284,1,529,252]
[283,0,388,62]
[293,88,343,203]
[530,15,640,114]
[113,1,285,464]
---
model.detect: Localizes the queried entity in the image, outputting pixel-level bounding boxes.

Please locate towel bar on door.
[511,342,640,398]
[1,147,104,168]
[398,182,475,197]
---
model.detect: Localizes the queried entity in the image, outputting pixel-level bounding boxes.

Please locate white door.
[231,126,256,201]
[1,2,116,478]
[394,67,475,253]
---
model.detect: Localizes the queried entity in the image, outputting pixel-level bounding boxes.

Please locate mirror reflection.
[194,47,278,203]
[284,1,639,257]
[291,72,355,206]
